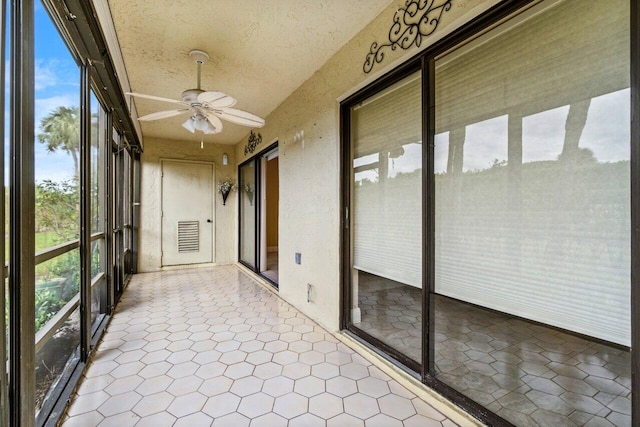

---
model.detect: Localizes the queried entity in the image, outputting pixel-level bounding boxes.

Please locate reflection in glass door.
[431,1,631,425]
[347,70,423,369]
[239,143,279,287]
[259,148,279,285]
[239,160,257,269]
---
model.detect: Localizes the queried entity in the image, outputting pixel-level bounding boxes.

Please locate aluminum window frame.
[1,0,140,423]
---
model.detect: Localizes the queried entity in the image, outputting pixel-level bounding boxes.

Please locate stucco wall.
[139,137,238,272]
[234,0,496,332]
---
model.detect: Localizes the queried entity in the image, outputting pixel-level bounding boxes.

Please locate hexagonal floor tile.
[229,376,264,397]
[61,266,463,427]
[263,376,295,398]
[211,412,250,427]
[270,389,309,419]
[294,376,325,398]
[249,412,288,427]
[172,412,213,427]
[237,392,274,418]
[308,392,343,419]
[343,393,379,419]
[326,413,364,427]
[201,392,241,418]
[132,392,174,417]
[224,362,254,379]
[357,377,390,398]
[289,413,325,427]
[166,392,207,418]
[377,393,417,421]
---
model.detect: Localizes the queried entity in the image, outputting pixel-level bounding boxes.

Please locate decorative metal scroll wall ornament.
[363,0,453,73]
[244,130,263,155]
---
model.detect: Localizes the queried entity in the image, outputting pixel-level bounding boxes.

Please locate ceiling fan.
[126,49,265,135]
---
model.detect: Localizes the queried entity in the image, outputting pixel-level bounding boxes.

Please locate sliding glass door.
[431,2,630,424]
[239,143,279,287]
[342,0,633,425]
[347,70,423,368]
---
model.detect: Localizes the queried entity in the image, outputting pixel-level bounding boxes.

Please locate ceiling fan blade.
[198,91,237,108]
[215,107,265,128]
[138,109,190,121]
[126,92,185,105]
[204,111,224,133]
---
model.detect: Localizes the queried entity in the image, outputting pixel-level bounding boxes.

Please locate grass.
[2,230,70,262]
[35,231,66,252]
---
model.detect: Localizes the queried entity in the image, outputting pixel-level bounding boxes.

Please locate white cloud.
[581,89,630,163]
[35,58,60,91]
[34,58,79,91]
[523,106,568,163]
[463,115,508,172]
[35,94,78,132]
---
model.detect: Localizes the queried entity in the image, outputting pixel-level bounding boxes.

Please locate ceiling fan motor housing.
[182,89,205,105]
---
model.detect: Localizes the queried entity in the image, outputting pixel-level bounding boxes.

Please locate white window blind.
[351,72,422,287]
[434,0,630,345]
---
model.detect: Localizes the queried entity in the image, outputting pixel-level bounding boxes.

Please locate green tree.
[35,179,79,242]
[38,106,80,177]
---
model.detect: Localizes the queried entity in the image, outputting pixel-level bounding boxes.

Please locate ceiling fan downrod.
[189,49,210,90]
[197,62,201,90]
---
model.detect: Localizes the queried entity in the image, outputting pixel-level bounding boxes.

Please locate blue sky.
[33,0,80,183]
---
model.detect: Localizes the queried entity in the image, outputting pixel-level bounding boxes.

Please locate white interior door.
[161,160,214,266]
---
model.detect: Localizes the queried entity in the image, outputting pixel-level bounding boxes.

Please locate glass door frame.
[238,155,258,270]
[238,141,279,288]
[340,59,424,373]
[111,133,127,303]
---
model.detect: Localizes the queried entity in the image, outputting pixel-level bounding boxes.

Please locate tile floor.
[355,272,632,426]
[60,266,455,427]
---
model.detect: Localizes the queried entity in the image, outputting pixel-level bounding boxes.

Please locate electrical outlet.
[307,283,312,303]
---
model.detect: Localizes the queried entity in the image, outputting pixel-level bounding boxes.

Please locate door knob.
[207,219,212,223]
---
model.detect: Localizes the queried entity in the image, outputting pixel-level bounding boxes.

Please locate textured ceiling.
[107,0,392,145]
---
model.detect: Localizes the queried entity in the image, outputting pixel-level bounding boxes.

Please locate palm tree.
[38,106,80,177]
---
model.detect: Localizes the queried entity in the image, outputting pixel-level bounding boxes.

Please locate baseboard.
[336,332,484,427]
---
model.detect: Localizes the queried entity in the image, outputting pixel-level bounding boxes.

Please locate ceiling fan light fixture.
[182,116,196,133]
[182,113,220,135]
[194,113,217,134]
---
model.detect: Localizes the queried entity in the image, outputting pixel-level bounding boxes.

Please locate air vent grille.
[177,221,199,253]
